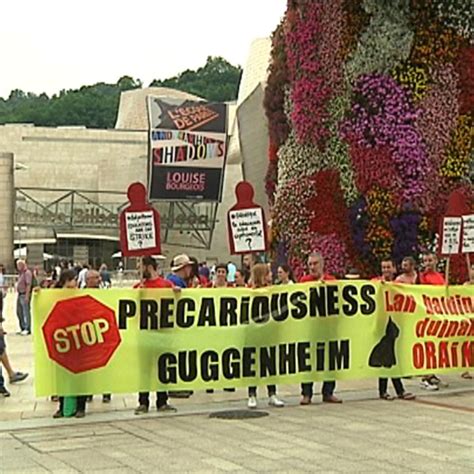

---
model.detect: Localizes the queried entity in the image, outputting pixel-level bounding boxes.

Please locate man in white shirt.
[77,264,89,289]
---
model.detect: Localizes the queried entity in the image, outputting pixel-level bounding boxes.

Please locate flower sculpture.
[265,0,473,281]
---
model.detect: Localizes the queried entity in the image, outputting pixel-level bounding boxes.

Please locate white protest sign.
[229,208,266,253]
[441,217,462,255]
[125,211,156,251]
[462,214,474,253]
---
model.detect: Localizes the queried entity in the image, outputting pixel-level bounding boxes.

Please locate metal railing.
[14,187,221,249]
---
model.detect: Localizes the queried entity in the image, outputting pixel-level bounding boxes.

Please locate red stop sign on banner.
[42,295,121,374]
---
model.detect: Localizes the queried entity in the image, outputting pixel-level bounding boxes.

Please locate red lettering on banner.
[384,291,416,313]
[415,317,474,338]
[459,320,470,336]
[438,320,449,338]
[423,295,433,315]
[413,343,424,369]
[425,341,437,369]
[438,341,450,368]
[462,341,474,367]
[412,341,473,371]
[421,294,474,316]
[416,318,429,337]
[450,342,459,367]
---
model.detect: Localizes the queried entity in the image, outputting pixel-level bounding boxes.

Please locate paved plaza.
[1,293,473,473]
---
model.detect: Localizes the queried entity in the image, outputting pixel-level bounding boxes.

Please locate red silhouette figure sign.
[119,182,161,257]
[227,181,268,255]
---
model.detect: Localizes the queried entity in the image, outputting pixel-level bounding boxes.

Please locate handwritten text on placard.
[462,214,474,253]
[229,208,265,252]
[125,211,156,251]
[441,217,462,255]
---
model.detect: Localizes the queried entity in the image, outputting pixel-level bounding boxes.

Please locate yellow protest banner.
[32,282,473,396]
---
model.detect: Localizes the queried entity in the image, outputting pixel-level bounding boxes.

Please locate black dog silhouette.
[369,317,400,368]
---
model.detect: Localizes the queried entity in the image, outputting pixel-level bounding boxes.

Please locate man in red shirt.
[419,252,445,285]
[372,258,415,401]
[134,256,177,415]
[134,256,173,290]
[299,253,341,404]
[372,258,397,283]
[418,251,447,390]
[299,253,337,284]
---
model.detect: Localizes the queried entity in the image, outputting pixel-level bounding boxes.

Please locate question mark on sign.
[246,238,252,250]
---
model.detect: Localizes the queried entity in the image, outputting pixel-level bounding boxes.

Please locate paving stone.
[1,291,474,473]
[202,457,244,471]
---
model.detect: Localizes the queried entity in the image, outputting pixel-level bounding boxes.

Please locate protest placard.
[229,207,266,253]
[119,182,161,257]
[227,181,268,255]
[441,217,462,255]
[462,214,474,254]
[125,211,156,251]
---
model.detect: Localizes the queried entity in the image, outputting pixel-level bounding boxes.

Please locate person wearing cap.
[167,255,193,289]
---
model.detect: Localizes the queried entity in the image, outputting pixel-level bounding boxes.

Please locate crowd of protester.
[0,251,472,417]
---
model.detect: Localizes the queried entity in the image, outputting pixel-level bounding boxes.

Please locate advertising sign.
[147,97,228,201]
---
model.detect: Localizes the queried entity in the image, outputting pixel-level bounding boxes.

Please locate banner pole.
[445,256,450,286]
[139,257,144,286]
[466,253,471,280]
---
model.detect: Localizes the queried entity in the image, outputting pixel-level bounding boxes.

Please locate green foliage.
[0,77,142,129]
[150,56,242,102]
[0,57,241,128]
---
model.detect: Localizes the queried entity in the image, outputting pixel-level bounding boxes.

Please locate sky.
[0,0,287,99]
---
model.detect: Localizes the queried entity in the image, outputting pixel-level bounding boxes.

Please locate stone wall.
[0,152,14,271]
[0,125,147,199]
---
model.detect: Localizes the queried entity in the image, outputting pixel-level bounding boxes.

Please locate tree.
[150,56,242,102]
[0,57,241,128]
[117,76,143,91]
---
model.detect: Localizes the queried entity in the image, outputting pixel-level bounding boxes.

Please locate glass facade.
[44,238,120,270]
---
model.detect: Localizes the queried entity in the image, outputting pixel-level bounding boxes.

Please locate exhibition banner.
[147,97,228,201]
[33,282,473,396]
